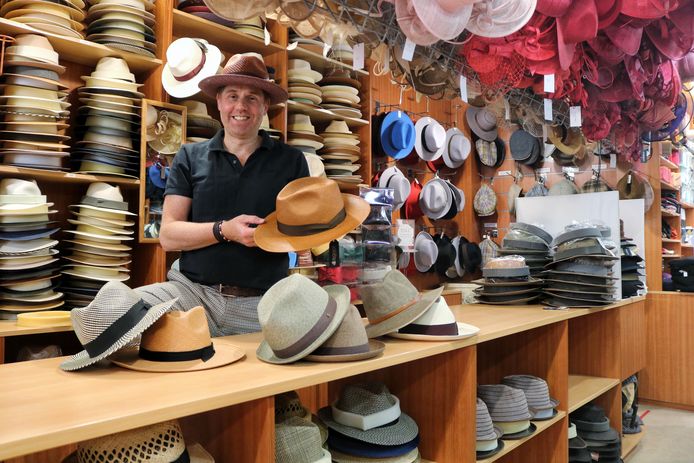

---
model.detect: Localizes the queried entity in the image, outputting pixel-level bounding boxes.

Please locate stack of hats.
[232,16,265,40]
[448,235,482,278]
[73,57,143,178]
[318,382,421,463]
[476,398,504,459]
[0,179,62,319]
[478,384,536,440]
[286,114,324,160]
[61,182,135,308]
[1,35,71,170]
[510,129,543,166]
[260,114,282,142]
[419,177,465,220]
[175,0,235,26]
[542,225,619,307]
[287,60,323,107]
[275,391,331,463]
[318,120,361,184]
[502,375,559,420]
[180,100,221,143]
[570,403,621,463]
[83,0,156,57]
[328,37,353,64]
[621,232,645,298]
[1,0,85,39]
[473,256,543,305]
[569,422,590,463]
[498,223,553,277]
[319,70,362,119]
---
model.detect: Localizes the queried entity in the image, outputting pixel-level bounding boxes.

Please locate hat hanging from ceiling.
[466,0,537,38]
[409,0,473,41]
[161,38,223,98]
[200,0,273,20]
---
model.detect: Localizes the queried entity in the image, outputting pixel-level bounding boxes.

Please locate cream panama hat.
[4,34,66,74]
[68,182,136,218]
[288,59,323,84]
[162,38,223,98]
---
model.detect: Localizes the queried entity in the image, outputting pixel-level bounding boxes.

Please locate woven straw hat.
[110,306,245,372]
[318,382,419,445]
[60,281,176,371]
[360,269,443,338]
[305,304,385,362]
[61,420,214,462]
[256,274,350,364]
[276,416,331,463]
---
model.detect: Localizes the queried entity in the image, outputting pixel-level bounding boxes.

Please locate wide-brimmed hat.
[110,306,245,372]
[377,166,410,211]
[360,269,443,338]
[414,117,446,161]
[255,177,369,253]
[256,274,350,364]
[379,111,416,160]
[442,127,470,168]
[466,0,537,38]
[199,52,287,104]
[466,106,498,141]
[389,296,480,341]
[59,281,176,371]
[162,38,223,98]
[318,382,419,445]
[419,177,452,220]
[306,304,385,362]
[62,420,214,462]
[413,231,438,272]
[68,182,136,219]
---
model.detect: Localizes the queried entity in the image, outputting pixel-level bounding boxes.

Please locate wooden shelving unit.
[662,238,681,243]
[288,44,369,76]
[660,156,679,170]
[661,180,679,191]
[0,166,140,189]
[661,209,680,217]
[662,254,682,258]
[479,412,566,463]
[286,100,369,127]
[0,321,72,338]
[622,427,646,459]
[568,375,620,412]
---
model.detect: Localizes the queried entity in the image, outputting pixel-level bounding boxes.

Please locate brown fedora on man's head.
[198,52,288,104]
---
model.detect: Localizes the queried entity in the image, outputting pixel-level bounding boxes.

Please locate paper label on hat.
[264,27,271,46]
[396,219,415,251]
[570,106,582,127]
[484,223,497,228]
[459,75,468,103]
[402,38,415,62]
[353,43,365,70]
[498,170,512,176]
[562,166,578,174]
[504,98,511,120]
[287,41,298,50]
[610,154,617,168]
[543,98,552,121]
[323,42,331,57]
[544,74,555,93]
[542,124,548,142]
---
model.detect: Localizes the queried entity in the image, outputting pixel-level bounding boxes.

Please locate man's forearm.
[159,220,218,251]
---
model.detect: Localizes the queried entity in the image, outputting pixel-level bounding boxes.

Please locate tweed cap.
[478,384,533,422]
[548,178,578,196]
[476,139,497,167]
[276,417,331,463]
[502,375,559,419]
[581,177,612,193]
[525,180,548,197]
[318,382,419,446]
[473,183,497,217]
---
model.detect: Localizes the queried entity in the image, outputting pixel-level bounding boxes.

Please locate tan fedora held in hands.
[110,306,245,372]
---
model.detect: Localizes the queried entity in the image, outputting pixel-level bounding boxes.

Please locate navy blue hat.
[380,111,415,160]
[0,227,59,241]
[327,429,419,459]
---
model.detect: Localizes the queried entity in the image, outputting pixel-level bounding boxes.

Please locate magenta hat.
[535,0,571,17]
[621,0,680,19]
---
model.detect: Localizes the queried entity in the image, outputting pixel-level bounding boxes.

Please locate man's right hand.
[222,215,266,247]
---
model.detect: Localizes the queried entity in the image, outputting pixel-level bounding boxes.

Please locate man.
[137,53,309,336]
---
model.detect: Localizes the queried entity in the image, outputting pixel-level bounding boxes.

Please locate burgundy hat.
[621,0,680,19]
[679,52,694,80]
[604,17,643,56]
[557,1,598,69]
[536,0,571,17]
[596,0,622,28]
[198,52,288,104]
[645,18,694,60]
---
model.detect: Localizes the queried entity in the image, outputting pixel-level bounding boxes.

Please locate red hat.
[536,0,571,17]
[596,0,622,29]
[557,1,598,70]
[679,52,694,80]
[604,17,643,56]
[621,0,680,20]
[403,179,424,220]
[645,18,694,60]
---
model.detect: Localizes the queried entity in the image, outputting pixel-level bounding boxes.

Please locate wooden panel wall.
[620,300,646,380]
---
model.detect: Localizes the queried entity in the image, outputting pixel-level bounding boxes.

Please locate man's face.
[216,84,269,139]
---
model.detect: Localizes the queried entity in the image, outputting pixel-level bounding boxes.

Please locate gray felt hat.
[360,270,443,338]
[256,274,349,364]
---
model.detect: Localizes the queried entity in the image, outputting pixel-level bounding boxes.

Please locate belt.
[209,284,265,297]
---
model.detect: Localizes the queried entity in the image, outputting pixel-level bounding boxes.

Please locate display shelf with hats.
[286,99,369,127]
[287,43,369,78]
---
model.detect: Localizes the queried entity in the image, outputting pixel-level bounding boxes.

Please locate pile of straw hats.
[0,35,71,170]
[73,57,143,178]
[287,59,323,106]
[319,69,362,119]
[61,182,135,307]
[0,179,63,318]
[287,113,324,158]
[1,0,86,39]
[83,0,156,57]
[318,120,361,184]
[232,16,265,40]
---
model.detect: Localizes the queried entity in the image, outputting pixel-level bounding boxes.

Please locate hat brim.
[0,299,64,312]
[501,422,537,440]
[387,321,480,341]
[330,447,418,463]
[62,443,214,463]
[256,284,350,364]
[466,107,497,141]
[318,408,419,446]
[162,44,222,99]
[199,74,288,105]
[255,194,369,253]
[304,339,385,362]
[110,337,246,372]
[59,297,177,371]
[365,286,443,338]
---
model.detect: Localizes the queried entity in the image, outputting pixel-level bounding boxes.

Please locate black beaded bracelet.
[213,220,231,243]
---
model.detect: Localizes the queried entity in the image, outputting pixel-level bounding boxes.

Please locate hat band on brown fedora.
[174,40,207,82]
[84,299,150,358]
[311,342,369,356]
[139,342,215,362]
[272,297,337,359]
[369,294,422,325]
[398,321,458,336]
[82,195,129,211]
[277,208,346,236]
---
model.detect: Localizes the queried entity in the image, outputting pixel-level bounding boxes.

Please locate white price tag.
[544,74,555,93]
[65,173,76,178]
[537,167,550,174]
[264,27,271,46]
[544,98,553,121]
[483,223,498,228]
[396,219,415,251]
[610,153,617,168]
[402,38,415,61]
[287,41,298,50]
[497,170,512,176]
[570,106,582,127]
[459,75,468,103]
[323,42,331,57]
[352,43,365,70]
[562,166,578,173]
[504,99,511,120]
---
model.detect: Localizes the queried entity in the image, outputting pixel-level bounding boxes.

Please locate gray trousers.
[135,269,262,337]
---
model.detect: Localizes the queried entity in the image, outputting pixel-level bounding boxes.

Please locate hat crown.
[476,398,497,439]
[409,296,456,325]
[274,177,346,229]
[221,52,270,81]
[275,417,325,463]
[166,38,206,77]
[139,306,212,354]
[448,132,470,162]
[287,113,315,133]
[257,274,331,351]
[0,178,41,197]
[84,182,125,202]
[361,270,419,320]
[478,384,531,420]
[288,59,312,71]
[502,375,553,409]
[275,391,310,422]
[476,109,497,131]
[423,122,446,151]
[182,99,210,117]
[92,57,135,82]
[421,179,449,211]
[319,304,369,351]
[335,382,398,416]
[324,120,350,134]
[76,420,187,462]
[388,118,414,150]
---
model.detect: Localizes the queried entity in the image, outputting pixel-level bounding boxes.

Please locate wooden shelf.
[0,321,72,338]
[682,244,694,248]
[661,209,681,217]
[622,426,645,459]
[568,375,620,412]
[0,166,140,189]
[682,201,694,210]
[662,254,682,258]
[660,156,679,170]
[288,44,369,76]
[287,100,368,127]
[0,18,161,74]
[662,238,681,243]
[661,180,679,191]
[172,10,283,54]
[477,412,566,462]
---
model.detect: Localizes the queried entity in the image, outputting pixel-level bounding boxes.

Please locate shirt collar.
[208,129,274,153]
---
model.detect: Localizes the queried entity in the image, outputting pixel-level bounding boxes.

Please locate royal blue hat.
[380,111,415,160]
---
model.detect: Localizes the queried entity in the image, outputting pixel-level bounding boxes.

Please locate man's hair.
[216,86,270,104]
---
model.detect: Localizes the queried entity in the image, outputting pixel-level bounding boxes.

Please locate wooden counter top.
[0,320,73,337]
[0,295,644,459]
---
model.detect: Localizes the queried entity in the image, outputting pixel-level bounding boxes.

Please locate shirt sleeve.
[165,146,193,198]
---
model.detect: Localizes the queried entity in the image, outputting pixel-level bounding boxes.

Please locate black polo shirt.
[165,129,309,289]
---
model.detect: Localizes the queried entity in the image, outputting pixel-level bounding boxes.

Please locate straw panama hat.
[256,274,350,364]
[60,281,177,371]
[111,306,245,372]
[255,177,370,253]
[162,38,223,98]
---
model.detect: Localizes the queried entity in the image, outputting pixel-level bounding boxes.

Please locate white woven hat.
[162,38,223,98]
[60,281,176,371]
[0,178,47,205]
[419,177,452,220]
[388,296,480,341]
[442,127,471,168]
[288,59,323,83]
[414,231,438,272]
[414,117,446,161]
[377,166,411,211]
[305,152,325,177]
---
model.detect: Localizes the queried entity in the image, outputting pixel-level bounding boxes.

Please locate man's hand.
[222,215,265,247]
